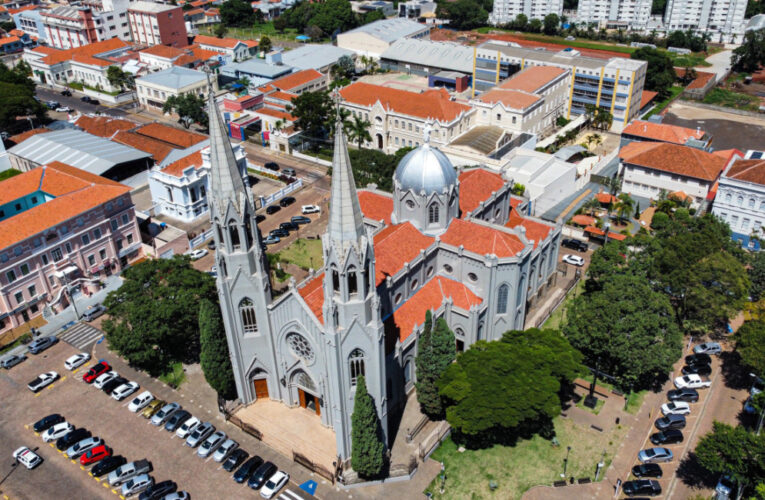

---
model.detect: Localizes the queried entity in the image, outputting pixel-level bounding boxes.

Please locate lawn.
[276,238,323,270]
[702,87,761,112]
[670,52,712,67]
[424,416,628,499]
[642,86,683,119]
[0,169,21,182]
[542,279,583,330]
[159,361,186,389]
[199,23,302,43]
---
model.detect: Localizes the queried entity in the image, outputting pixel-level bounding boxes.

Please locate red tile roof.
[257,107,295,121]
[112,130,175,163]
[340,82,470,123]
[675,68,716,90]
[584,226,627,240]
[620,141,726,182]
[441,218,525,257]
[298,272,325,324]
[9,127,51,144]
[725,158,765,186]
[639,90,658,109]
[622,120,706,145]
[505,209,552,248]
[7,5,37,14]
[570,214,596,226]
[0,35,20,46]
[268,90,298,103]
[135,122,207,148]
[713,149,743,162]
[458,168,506,215]
[358,190,393,225]
[271,69,322,92]
[596,192,618,204]
[162,151,203,177]
[374,223,434,285]
[194,34,245,49]
[392,276,482,341]
[74,115,136,138]
[0,168,44,206]
[476,88,540,110]
[37,38,129,66]
[499,65,567,93]
[140,44,186,59]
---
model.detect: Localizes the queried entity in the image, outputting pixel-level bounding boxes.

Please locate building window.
[20,263,30,276]
[228,220,241,250]
[121,214,129,225]
[111,219,118,231]
[82,234,90,245]
[738,196,744,206]
[88,254,96,266]
[94,228,102,239]
[394,293,402,304]
[14,291,23,304]
[468,272,478,282]
[52,248,63,262]
[349,348,365,387]
[428,203,439,224]
[41,254,49,265]
[65,242,72,254]
[99,249,107,260]
[6,270,16,283]
[443,263,453,273]
[348,267,358,296]
[28,284,36,297]
[127,234,133,244]
[239,298,258,333]
[332,267,340,292]
[166,187,174,202]
[496,283,509,314]
[286,333,315,362]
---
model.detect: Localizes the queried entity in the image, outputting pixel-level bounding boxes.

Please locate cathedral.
[207,90,561,463]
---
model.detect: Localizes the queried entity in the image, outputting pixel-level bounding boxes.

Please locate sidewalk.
[38,274,123,337]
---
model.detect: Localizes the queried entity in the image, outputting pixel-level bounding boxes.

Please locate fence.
[293,451,336,484]
[292,151,332,167]
[226,414,263,441]
[417,422,451,460]
[532,272,581,328]
[258,178,304,208]
[188,228,214,250]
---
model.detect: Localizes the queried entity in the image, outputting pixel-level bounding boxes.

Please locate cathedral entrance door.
[298,388,321,417]
[253,379,269,399]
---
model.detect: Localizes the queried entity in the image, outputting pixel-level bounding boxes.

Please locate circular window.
[411,279,419,290]
[468,272,478,282]
[426,266,434,277]
[286,333,315,363]
[394,293,403,304]
[443,264,453,273]
[406,200,415,209]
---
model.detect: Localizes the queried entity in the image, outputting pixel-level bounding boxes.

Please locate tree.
[415,312,456,419]
[437,0,488,30]
[346,115,371,149]
[350,375,385,478]
[751,252,765,301]
[529,18,542,33]
[614,193,635,223]
[286,90,333,142]
[543,13,560,35]
[512,13,528,31]
[439,328,581,446]
[695,422,765,499]
[362,9,385,24]
[738,320,765,378]
[511,183,525,196]
[732,29,765,73]
[220,0,258,28]
[163,93,208,129]
[334,54,355,80]
[214,23,228,39]
[199,298,237,399]
[0,63,45,129]
[102,256,217,376]
[106,66,134,91]
[259,35,272,54]
[631,46,676,99]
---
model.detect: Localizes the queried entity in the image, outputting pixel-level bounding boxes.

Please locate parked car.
[175,416,200,439]
[94,371,119,390]
[45,100,60,109]
[212,438,238,462]
[256,214,266,223]
[83,361,111,383]
[128,391,154,412]
[13,447,42,470]
[223,449,248,472]
[151,403,181,426]
[260,470,289,498]
[122,473,154,497]
[248,461,277,490]
[270,228,289,238]
[1,354,27,369]
[28,371,59,392]
[263,235,280,245]
[282,168,296,177]
[685,353,712,366]
[60,89,72,96]
[234,456,264,483]
[66,436,103,459]
[102,376,128,395]
[160,492,189,500]
[112,381,139,401]
[28,336,58,354]
[65,352,90,370]
[91,455,126,477]
[291,216,311,225]
[562,254,585,266]
[302,205,320,214]
[716,475,735,500]
[752,377,765,396]
[661,401,691,416]
[655,414,686,431]
[56,428,90,451]
[265,205,281,215]
[264,162,279,171]
[694,342,722,355]
[108,459,152,486]
[674,374,711,389]
[42,422,74,442]
[81,304,106,322]
[638,447,673,464]
[650,429,684,445]
[81,96,99,105]
[138,479,177,500]
[279,196,296,207]
[197,430,226,458]
[561,238,588,252]
[631,463,662,478]
[279,222,299,232]
[682,364,712,376]
[164,410,191,432]
[188,249,208,260]
[667,388,699,403]
[185,422,214,448]
[33,414,64,433]
[142,399,165,419]
[207,240,215,250]
[623,479,661,496]
[80,444,111,465]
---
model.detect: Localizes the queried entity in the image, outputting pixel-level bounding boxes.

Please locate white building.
[336,18,430,59]
[135,66,209,112]
[711,152,765,250]
[575,0,652,30]
[502,148,577,217]
[489,0,563,26]
[193,35,257,63]
[664,0,747,42]
[40,2,131,49]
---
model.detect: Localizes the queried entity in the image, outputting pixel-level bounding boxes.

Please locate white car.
[175,416,200,439]
[674,374,712,390]
[661,401,691,416]
[56,106,73,112]
[112,381,139,401]
[27,371,59,392]
[212,438,238,462]
[562,254,585,266]
[716,475,734,499]
[64,352,91,370]
[128,391,154,412]
[13,447,42,469]
[301,204,320,214]
[260,470,289,499]
[93,371,119,389]
[188,249,208,260]
[42,422,73,442]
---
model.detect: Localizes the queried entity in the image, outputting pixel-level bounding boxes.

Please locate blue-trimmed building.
[712,151,765,251]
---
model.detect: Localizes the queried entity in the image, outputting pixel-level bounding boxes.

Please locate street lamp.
[562,446,571,478]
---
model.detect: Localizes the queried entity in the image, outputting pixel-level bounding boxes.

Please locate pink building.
[128,1,187,48]
[0,162,141,334]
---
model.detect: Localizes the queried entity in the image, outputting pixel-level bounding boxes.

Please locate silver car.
[66,436,103,459]
[185,422,214,448]
[638,447,673,464]
[121,473,153,497]
[212,438,238,462]
[1,354,26,369]
[151,402,181,426]
[197,430,226,458]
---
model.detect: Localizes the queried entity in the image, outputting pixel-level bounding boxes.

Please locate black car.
[164,410,191,432]
[248,461,277,490]
[631,463,662,478]
[33,413,65,433]
[101,376,128,395]
[256,214,266,223]
[207,240,215,250]
[264,162,279,171]
[91,455,126,477]
[650,429,684,445]
[266,205,281,215]
[270,228,289,238]
[655,414,686,431]
[233,455,263,483]
[80,96,100,105]
[279,196,296,207]
[279,222,299,232]
[61,89,72,96]
[682,364,712,376]
[561,238,588,252]
[685,353,712,366]
[56,428,91,451]
[291,216,311,225]
[138,479,177,500]
[667,388,699,403]
[223,449,248,472]
[623,479,661,496]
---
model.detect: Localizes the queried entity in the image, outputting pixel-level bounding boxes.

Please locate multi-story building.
[13,8,47,42]
[0,162,140,334]
[138,44,218,71]
[489,0,563,26]
[575,0,653,30]
[474,41,647,132]
[135,66,209,113]
[664,0,747,42]
[712,152,765,250]
[40,7,98,49]
[128,1,187,48]
[337,17,430,59]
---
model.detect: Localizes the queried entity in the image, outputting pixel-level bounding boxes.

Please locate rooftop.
[358,190,393,225]
[441,217,525,257]
[340,82,470,123]
[222,59,293,79]
[32,37,129,67]
[139,44,187,59]
[622,120,707,145]
[270,69,323,92]
[475,88,541,110]
[193,34,249,49]
[479,40,645,72]
[343,17,427,43]
[9,127,52,145]
[136,66,207,89]
[161,150,203,177]
[73,115,136,138]
[640,90,658,109]
[458,168,506,215]
[281,44,354,70]
[128,1,180,13]
[619,141,726,182]
[135,122,207,149]
[112,130,175,163]
[381,38,474,74]
[505,207,552,249]
[499,65,567,93]
[725,158,765,186]
[373,222,435,285]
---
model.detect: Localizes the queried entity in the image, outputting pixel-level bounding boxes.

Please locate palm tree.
[585,133,602,151]
[583,196,601,216]
[273,119,285,134]
[236,76,251,91]
[346,115,371,149]
[614,193,635,224]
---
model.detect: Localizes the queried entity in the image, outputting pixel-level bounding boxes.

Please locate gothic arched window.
[428,203,440,224]
[228,219,240,250]
[219,257,227,278]
[348,266,358,296]
[496,284,509,314]
[332,267,340,293]
[239,298,257,333]
[517,274,525,307]
[349,348,365,387]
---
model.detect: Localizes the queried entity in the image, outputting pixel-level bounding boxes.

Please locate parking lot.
[0,340,320,500]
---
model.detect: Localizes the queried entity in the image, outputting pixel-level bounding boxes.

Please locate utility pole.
[62,272,80,321]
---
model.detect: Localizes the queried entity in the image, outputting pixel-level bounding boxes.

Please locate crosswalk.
[279,489,305,500]
[59,322,104,350]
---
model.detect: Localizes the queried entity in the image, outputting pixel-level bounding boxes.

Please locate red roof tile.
[596,191,618,204]
[639,90,658,109]
[584,226,627,240]
[622,120,707,145]
[458,168,505,215]
[499,65,567,93]
[194,34,245,49]
[505,210,552,249]
[268,90,298,102]
[112,130,175,163]
[134,122,207,148]
[726,158,765,186]
[140,44,186,59]
[298,272,325,324]
[9,127,51,144]
[271,69,322,92]
[358,190,393,225]
[340,82,470,123]
[441,218,525,257]
[620,141,726,182]
[373,223,434,285]
[475,88,540,109]
[257,107,295,121]
[162,151,203,177]
[74,115,136,138]
[570,214,596,226]
[38,38,128,66]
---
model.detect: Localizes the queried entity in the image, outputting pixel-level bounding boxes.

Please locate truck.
[107,459,152,486]
[674,374,712,390]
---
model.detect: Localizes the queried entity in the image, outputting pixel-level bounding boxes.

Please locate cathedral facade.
[207,94,561,462]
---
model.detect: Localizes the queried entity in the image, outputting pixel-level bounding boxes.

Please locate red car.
[80,444,111,465]
[82,361,110,383]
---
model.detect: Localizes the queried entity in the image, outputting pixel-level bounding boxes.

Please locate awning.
[53,265,79,278]
[118,243,141,258]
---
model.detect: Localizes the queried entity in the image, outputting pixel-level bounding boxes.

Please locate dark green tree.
[543,13,560,35]
[345,115,371,149]
[346,147,413,191]
[437,0,488,30]
[214,23,228,38]
[259,35,272,54]
[695,422,765,499]
[163,93,208,129]
[732,29,765,73]
[0,63,45,129]
[751,252,765,301]
[362,9,385,24]
[738,320,765,378]
[199,298,237,399]
[102,256,217,376]
[350,375,385,478]
[415,311,443,418]
[106,65,134,91]
[512,13,528,30]
[286,90,333,141]
[306,0,356,35]
[631,46,676,98]
[220,0,259,27]
[528,18,542,33]
[651,0,667,15]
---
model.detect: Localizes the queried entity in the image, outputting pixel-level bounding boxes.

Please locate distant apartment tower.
[664,0,746,41]
[489,0,563,25]
[40,0,131,50]
[576,0,652,30]
[128,1,187,48]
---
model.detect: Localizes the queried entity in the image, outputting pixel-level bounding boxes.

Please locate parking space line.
[102,483,109,488]
[111,489,118,495]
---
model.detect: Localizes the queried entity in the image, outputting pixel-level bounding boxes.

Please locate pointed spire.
[328,93,365,248]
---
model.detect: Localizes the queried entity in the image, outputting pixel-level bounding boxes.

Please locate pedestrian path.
[59,322,103,350]
[279,489,306,500]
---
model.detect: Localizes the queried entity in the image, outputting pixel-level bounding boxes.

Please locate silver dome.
[394,144,457,195]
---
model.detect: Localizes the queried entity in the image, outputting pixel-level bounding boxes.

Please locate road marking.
[23,424,28,430]
[34,432,39,436]
[34,392,41,398]
[111,489,118,495]
[49,443,55,448]
[102,483,109,488]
